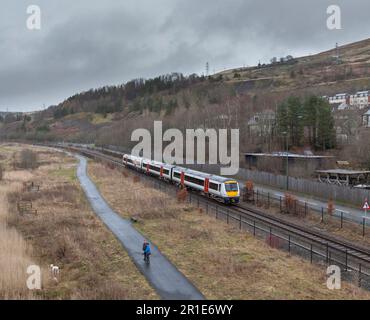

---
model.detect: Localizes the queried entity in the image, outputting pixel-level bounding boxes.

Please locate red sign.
[363,200,369,210]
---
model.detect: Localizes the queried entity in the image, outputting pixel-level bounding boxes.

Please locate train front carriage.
[220,180,240,204]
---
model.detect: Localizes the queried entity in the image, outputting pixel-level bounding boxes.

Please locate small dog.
[49,264,60,278]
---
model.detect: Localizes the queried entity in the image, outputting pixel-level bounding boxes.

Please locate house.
[247,110,276,136]
[350,91,370,109]
[328,93,350,105]
[362,109,370,127]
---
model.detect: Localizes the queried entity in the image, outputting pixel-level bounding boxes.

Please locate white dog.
[49,264,60,278]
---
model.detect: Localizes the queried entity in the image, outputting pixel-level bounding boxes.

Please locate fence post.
[256,190,259,205]
[310,244,313,263]
[253,221,256,236]
[294,200,297,215]
[267,193,270,208]
[358,264,362,288]
[288,235,291,253]
[326,243,329,264]
[341,212,343,229]
[305,202,307,217]
[239,215,242,230]
[363,217,366,237]
[321,208,324,223]
[269,227,272,246]
[279,196,282,213]
[206,203,208,214]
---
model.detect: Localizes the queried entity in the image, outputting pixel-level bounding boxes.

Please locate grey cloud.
[0,0,369,111]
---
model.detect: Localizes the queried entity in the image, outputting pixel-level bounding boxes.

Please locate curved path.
[76,155,204,300]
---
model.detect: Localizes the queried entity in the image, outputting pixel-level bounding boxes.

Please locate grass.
[48,166,77,182]
[247,189,370,247]
[0,143,157,300]
[88,162,370,300]
[0,183,41,299]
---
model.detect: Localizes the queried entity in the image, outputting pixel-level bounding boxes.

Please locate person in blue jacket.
[143,240,151,262]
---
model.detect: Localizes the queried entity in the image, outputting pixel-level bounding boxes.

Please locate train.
[61,143,240,204]
[122,153,240,204]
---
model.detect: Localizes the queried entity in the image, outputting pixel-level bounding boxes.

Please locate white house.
[328,93,349,105]
[362,109,370,127]
[247,110,276,136]
[350,91,370,109]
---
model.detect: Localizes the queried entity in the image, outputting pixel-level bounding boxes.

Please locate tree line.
[277,95,336,151]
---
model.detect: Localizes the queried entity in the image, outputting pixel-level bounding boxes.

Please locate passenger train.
[122,154,240,204]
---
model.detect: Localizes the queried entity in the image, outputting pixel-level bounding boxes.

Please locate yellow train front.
[220,180,240,204]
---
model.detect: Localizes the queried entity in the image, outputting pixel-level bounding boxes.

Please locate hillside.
[1,38,370,166]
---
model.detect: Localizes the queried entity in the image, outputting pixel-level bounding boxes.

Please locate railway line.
[59,144,370,289]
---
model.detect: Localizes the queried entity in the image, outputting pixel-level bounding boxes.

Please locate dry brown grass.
[0,181,42,299]
[252,196,370,247]
[89,162,370,300]
[0,143,157,300]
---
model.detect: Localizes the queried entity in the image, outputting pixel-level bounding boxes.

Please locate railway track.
[62,145,370,288]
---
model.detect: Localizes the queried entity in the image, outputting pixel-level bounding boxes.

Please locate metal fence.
[245,189,369,237]
[188,193,370,290]
[86,151,370,290]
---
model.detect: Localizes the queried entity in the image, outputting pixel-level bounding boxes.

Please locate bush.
[19,149,38,169]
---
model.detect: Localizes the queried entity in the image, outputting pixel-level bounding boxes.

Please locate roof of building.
[317,169,370,175]
[245,152,333,159]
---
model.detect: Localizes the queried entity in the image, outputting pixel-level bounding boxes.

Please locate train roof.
[173,166,236,183]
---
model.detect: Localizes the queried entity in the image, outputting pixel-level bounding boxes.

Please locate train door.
[204,178,209,193]
[180,172,185,187]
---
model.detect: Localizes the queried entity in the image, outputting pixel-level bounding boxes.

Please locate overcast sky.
[0,0,369,112]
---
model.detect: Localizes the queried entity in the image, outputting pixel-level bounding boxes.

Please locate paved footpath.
[76,155,204,300]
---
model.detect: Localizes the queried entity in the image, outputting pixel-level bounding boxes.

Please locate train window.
[185,175,204,186]
[149,165,161,172]
[225,183,238,191]
[173,172,181,179]
[163,169,169,175]
[209,182,219,191]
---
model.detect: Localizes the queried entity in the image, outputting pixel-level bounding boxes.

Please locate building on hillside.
[247,110,276,136]
[328,93,350,105]
[331,102,351,112]
[350,91,370,109]
[362,109,370,127]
